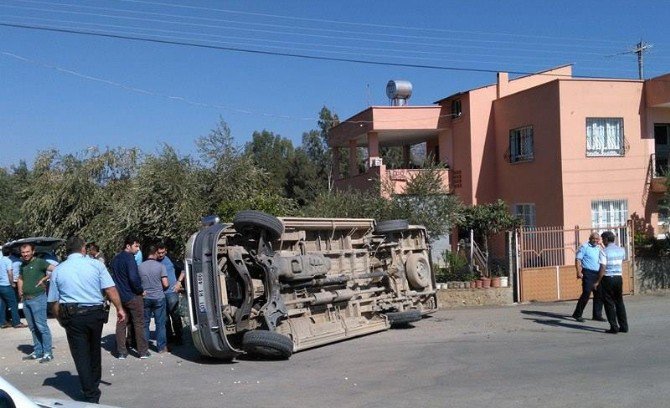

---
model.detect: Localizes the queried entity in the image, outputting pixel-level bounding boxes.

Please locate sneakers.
[13,323,28,328]
[39,354,53,363]
[117,353,128,360]
[139,352,151,359]
[22,352,43,360]
[1,323,12,329]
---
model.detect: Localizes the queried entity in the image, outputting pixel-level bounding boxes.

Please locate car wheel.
[242,330,294,360]
[374,219,409,234]
[233,211,284,241]
[405,253,431,289]
[385,310,422,327]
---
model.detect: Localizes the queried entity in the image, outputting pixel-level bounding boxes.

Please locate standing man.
[138,245,169,353]
[571,232,605,323]
[18,243,55,362]
[593,231,629,334]
[0,247,26,328]
[157,243,184,346]
[86,242,106,265]
[110,236,149,359]
[48,237,126,404]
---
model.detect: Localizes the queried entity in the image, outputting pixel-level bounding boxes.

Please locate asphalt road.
[1,294,669,408]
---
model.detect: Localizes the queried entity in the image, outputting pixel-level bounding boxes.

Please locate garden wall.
[437,287,513,308]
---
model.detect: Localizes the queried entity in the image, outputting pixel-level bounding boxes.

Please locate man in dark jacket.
[110,236,149,359]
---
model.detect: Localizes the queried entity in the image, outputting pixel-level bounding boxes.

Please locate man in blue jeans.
[157,243,184,346]
[572,232,605,322]
[17,243,56,362]
[0,249,27,329]
[138,245,168,353]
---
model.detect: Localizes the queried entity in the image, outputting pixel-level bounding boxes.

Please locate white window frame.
[586,118,624,157]
[509,126,534,163]
[514,203,536,227]
[591,199,628,255]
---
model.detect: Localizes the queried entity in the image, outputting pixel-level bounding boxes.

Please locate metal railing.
[519,224,630,268]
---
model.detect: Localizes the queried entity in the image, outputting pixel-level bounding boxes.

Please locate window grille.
[509,126,534,163]
[586,118,624,157]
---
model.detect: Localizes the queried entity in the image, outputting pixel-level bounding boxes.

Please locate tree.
[114,145,206,256]
[244,130,295,195]
[19,148,141,258]
[0,168,26,241]
[458,199,522,258]
[387,163,463,240]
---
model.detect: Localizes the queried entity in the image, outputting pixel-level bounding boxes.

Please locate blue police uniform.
[572,242,604,321]
[599,243,628,333]
[47,253,116,403]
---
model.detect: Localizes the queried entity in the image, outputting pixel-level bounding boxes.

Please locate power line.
[2,15,622,71]
[0,3,619,58]
[114,0,632,46]
[6,0,627,53]
[0,21,586,76]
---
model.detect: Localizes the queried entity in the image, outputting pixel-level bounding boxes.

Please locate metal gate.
[514,223,634,303]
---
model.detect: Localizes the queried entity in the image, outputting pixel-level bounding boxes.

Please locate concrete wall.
[437,287,513,308]
[558,80,647,229]
[492,81,564,226]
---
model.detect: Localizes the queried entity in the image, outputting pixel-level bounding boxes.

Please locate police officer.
[47,237,126,403]
[593,231,629,334]
[571,232,605,322]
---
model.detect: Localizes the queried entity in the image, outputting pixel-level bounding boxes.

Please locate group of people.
[0,235,185,403]
[110,237,185,359]
[572,231,629,334]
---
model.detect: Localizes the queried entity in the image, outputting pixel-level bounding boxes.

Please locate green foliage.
[301,187,391,220]
[435,250,471,282]
[244,130,295,194]
[389,162,463,239]
[0,168,26,240]
[458,199,521,254]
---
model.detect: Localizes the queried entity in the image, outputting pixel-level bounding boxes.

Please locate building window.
[591,199,628,252]
[509,126,534,163]
[451,99,462,118]
[591,199,628,228]
[654,124,669,145]
[514,203,536,227]
[586,118,624,157]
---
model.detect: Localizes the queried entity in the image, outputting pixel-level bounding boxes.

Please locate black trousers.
[572,271,603,319]
[601,275,628,332]
[165,292,183,343]
[61,308,107,403]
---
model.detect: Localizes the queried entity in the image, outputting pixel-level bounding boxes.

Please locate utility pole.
[633,41,652,80]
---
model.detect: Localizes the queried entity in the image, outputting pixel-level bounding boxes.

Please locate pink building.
[329,66,670,237]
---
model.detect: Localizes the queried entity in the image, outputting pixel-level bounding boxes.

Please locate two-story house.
[328,65,670,239]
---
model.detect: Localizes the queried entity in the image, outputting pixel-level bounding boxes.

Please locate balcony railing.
[648,153,668,193]
[334,165,451,196]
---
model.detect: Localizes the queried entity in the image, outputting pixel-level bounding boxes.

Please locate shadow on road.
[42,371,81,401]
[520,310,605,333]
[16,344,32,355]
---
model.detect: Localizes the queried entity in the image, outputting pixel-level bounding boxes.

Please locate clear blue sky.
[1,0,668,168]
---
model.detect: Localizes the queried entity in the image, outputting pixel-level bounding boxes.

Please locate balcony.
[648,153,668,193]
[334,163,451,196]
